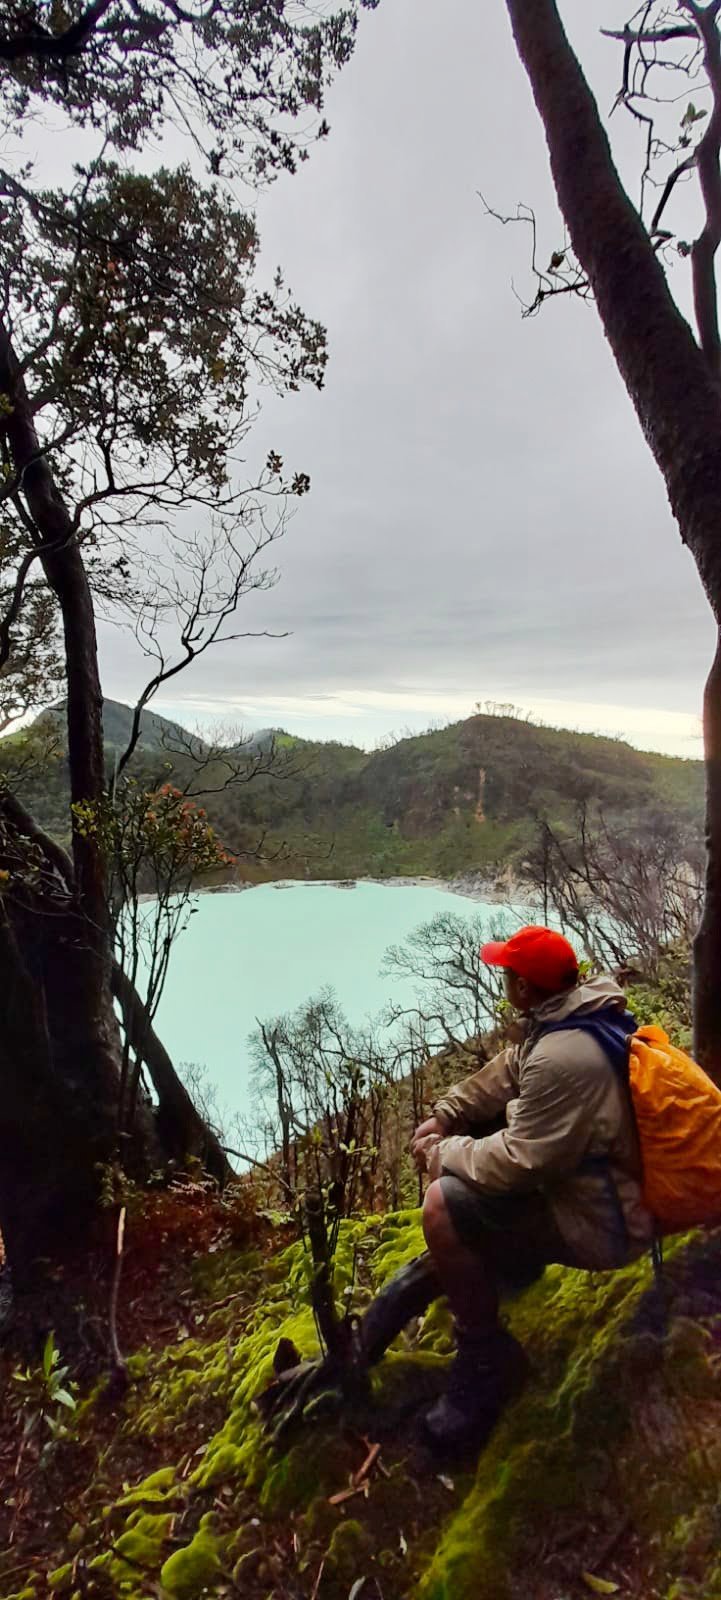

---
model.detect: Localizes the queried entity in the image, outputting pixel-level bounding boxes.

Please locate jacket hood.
[532,973,628,1026]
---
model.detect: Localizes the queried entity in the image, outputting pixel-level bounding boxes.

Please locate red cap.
[480,925,579,992]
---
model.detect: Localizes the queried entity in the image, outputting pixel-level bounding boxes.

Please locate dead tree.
[523,803,704,974]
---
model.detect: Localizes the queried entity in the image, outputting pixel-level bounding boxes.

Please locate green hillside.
[5,1196,721,1600]
[208,711,704,881]
[1,704,704,882]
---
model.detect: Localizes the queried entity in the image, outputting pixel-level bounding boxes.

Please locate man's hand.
[411,1114,448,1154]
[411,1115,448,1173]
[413,1133,443,1182]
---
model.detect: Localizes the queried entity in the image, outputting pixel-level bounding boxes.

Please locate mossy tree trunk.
[0,809,160,1280]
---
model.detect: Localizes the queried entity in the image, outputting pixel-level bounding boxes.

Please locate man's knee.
[423,1179,454,1250]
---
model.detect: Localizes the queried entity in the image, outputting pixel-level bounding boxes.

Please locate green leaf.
[53,1390,77,1410]
[42,1333,57,1379]
[682,101,707,128]
[582,1574,619,1595]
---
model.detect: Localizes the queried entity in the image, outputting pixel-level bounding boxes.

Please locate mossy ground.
[2,1196,721,1600]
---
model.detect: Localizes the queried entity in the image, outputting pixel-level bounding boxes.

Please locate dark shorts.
[440,1173,571,1290]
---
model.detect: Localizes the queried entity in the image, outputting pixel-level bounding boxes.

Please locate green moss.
[662,1318,715,1397]
[260,1432,350,1517]
[326,1518,374,1577]
[23,1205,721,1600]
[370,1212,425,1289]
[109,1511,173,1581]
[415,1296,453,1355]
[125,1350,151,1382]
[159,1515,223,1598]
[418,1259,652,1599]
[371,1348,449,1414]
[115,1466,178,1506]
[192,1440,246,1489]
[417,1237,721,1600]
[68,1215,433,1595]
[191,1244,260,1302]
[47,1567,73,1593]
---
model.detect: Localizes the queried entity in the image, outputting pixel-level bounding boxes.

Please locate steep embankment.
[3,1196,721,1600]
[3,705,704,882]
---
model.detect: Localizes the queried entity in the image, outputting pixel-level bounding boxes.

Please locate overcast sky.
[96,0,716,758]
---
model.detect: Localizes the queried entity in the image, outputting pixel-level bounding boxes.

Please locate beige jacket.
[434,976,654,1270]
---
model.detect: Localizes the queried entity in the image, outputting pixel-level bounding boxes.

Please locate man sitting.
[410,925,653,1454]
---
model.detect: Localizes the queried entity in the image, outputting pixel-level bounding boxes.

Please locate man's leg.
[420,1179,529,1454]
[422,1178,500,1333]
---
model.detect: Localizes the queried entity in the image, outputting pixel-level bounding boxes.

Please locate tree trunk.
[261,1023,295,1198]
[0,782,228,1265]
[0,867,159,1277]
[0,324,158,1263]
[111,963,233,1186]
[0,797,110,1273]
[304,1187,344,1362]
[0,896,63,1277]
[0,322,111,954]
[503,0,721,1069]
[0,771,233,1260]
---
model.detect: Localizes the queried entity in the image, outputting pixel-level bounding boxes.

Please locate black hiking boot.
[422,1326,529,1458]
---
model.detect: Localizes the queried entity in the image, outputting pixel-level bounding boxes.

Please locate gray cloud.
[98,0,716,749]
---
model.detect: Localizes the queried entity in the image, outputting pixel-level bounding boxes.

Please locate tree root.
[255,1251,441,1444]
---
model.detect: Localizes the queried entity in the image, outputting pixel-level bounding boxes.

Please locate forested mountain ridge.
[5,701,704,881]
[31,699,278,760]
[33,697,212,758]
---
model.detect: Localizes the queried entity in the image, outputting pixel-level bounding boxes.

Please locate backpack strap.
[535,1008,637,1078]
[576,1151,630,1255]
[536,1008,638,1261]
[536,1011,667,1292]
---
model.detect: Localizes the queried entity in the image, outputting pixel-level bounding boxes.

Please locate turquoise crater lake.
[146,881,506,1118]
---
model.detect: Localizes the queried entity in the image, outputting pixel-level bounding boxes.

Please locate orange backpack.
[628,1025,721,1233]
[541,1013,721,1235]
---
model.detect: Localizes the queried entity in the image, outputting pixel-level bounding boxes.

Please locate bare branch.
[0,528,63,672]
[687,2,721,370]
[650,151,697,234]
[479,192,590,315]
[116,517,286,777]
[601,25,698,45]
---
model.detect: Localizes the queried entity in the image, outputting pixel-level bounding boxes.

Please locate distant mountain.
[30,699,281,758]
[226,726,278,756]
[33,697,211,760]
[4,702,705,883]
[224,710,704,883]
